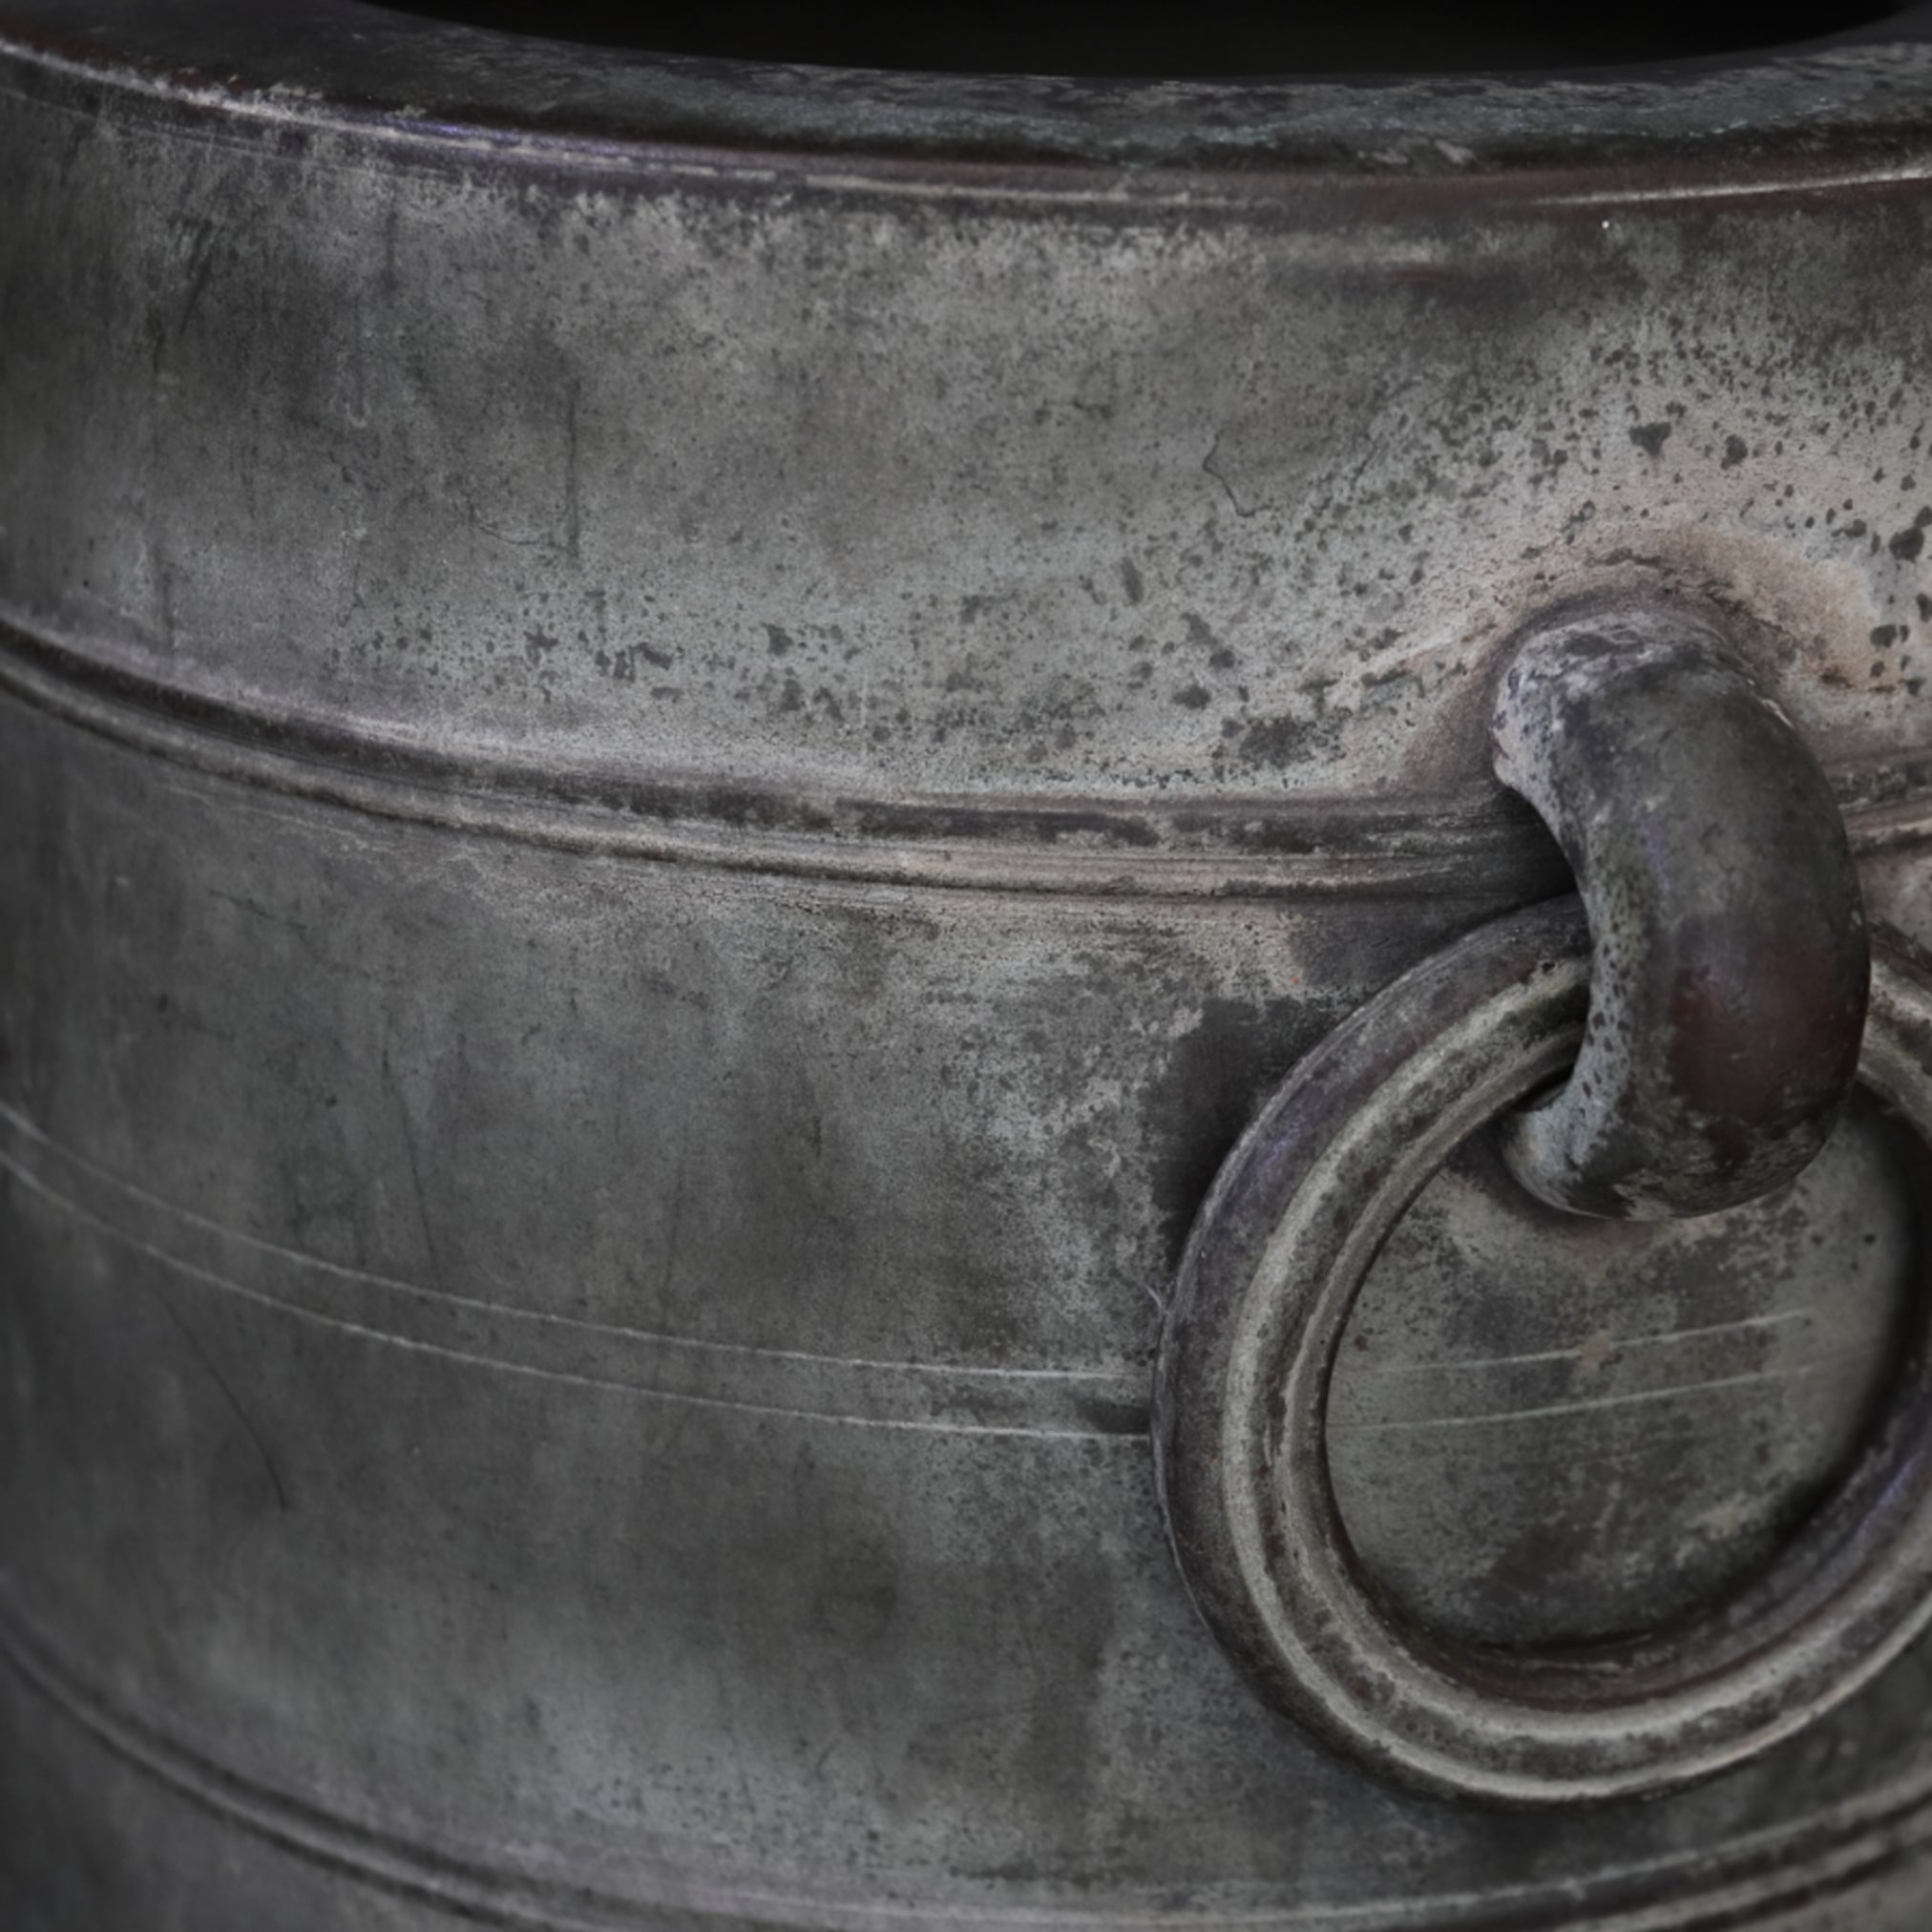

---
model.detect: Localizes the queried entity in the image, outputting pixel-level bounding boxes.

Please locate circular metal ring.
[1153,895,1932,1806]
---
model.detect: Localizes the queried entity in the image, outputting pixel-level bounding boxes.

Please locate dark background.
[382,0,1922,78]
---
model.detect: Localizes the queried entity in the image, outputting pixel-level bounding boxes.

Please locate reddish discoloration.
[1492,603,1867,1218]
[1668,939,1867,1150]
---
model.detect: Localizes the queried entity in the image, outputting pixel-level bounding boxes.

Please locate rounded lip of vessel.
[10,0,1932,212]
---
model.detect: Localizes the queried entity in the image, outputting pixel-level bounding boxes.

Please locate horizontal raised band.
[7,619,1932,900]
[5,1581,1932,1931]
[0,1103,1149,1440]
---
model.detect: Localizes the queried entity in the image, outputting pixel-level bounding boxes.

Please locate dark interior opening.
[377,1,1920,78]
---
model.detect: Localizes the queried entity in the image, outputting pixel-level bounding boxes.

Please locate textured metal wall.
[8,5,1932,1923]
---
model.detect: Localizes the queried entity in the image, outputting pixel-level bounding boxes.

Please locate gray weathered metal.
[1490,600,1869,1220]
[10,2,1932,1926]
[1156,902,1932,1804]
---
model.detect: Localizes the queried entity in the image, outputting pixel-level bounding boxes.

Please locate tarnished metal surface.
[1330,1084,1921,1650]
[8,1,1932,1925]
[1154,901,1932,1803]
[1491,601,1869,1218]
[10,7,1932,857]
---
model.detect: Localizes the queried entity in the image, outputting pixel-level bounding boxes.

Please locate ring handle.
[1154,899,1932,1806]
[1492,601,1868,1218]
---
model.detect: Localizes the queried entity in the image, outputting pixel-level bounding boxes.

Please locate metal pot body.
[9,6,1932,1925]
